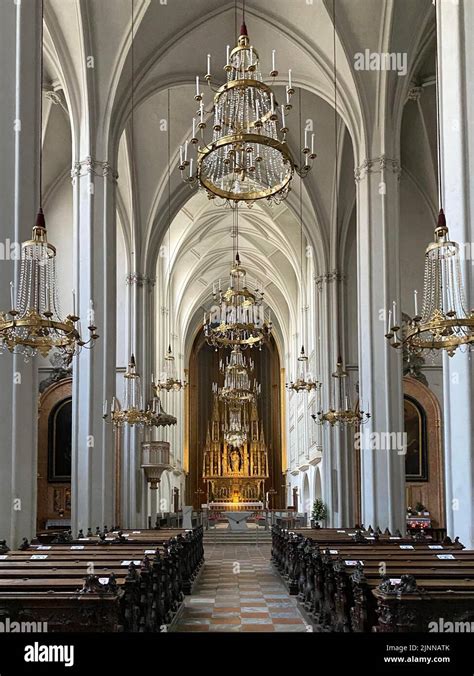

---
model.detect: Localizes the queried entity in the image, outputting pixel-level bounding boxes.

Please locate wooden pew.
[271,525,474,633]
[0,526,204,632]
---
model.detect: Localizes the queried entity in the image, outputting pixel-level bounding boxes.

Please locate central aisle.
[172,542,309,632]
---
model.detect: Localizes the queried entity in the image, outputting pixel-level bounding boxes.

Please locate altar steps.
[203,530,272,545]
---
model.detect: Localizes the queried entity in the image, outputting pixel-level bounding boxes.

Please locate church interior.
[1,0,474,661]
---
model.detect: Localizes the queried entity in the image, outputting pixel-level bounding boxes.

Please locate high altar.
[203,395,269,509]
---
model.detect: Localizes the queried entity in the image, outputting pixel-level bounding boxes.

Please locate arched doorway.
[403,377,444,528]
[37,378,72,531]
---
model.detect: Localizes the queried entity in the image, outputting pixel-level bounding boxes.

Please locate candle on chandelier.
[272,49,276,72]
[184,140,188,161]
[179,145,183,164]
[72,289,76,316]
[195,75,200,97]
[304,128,308,149]
[281,106,286,128]
[286,87,290,105]
[387,309,392,333]
[288,68,292,89]
[192,118,196,138]
[200,102,204,122]
[9,281,14,310]
[392,301,397,326]
[203,311,206,326]
[207,53,211,75]
[414,289,418,317]
[249,46,253,66]
[189,158,193,178]
[311,133,315,155]
[103,399,107,417]
[270,92,274,115]
[226,44,230,64]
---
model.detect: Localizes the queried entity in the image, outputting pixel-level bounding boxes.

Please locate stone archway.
[37,377,73,531]
[302,473,310,520]
[403,376,445,528]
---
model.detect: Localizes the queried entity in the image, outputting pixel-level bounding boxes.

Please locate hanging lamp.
[385,0,474,357]
[0,0,98,365]
[179,0,315,205]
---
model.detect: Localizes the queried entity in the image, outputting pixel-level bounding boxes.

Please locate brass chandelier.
[146,381,178,427]
[287,345,321,393]
[217,345,260,403]
[157,91,187,391]
[387,2,474,359]
[0,2,98,365]
[0,212,98,364]
[179,10,315,206]
[204,252,272,350]
[385,213,474,358]
[286,93,320,394]
[312,357,370,427]
[156,345,187,392]
[103,354,149,428]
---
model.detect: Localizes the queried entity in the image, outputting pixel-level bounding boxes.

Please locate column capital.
[126,273,156,288]
[354,155,401,182]
[314,270,346,289]
[71,156,118,183]
[406,85,423,103]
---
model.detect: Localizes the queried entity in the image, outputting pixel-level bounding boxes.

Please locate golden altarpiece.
[203,394,268,507]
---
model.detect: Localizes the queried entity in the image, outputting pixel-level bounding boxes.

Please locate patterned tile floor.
[172,544,310,633]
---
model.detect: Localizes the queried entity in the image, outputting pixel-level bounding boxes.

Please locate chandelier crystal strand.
[180,18,315,205]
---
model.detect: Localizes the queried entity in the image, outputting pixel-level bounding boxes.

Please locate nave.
[172,539,308,633]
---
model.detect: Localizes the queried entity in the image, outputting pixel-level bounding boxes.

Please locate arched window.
[48,398,72,482]
[404,395,428,482]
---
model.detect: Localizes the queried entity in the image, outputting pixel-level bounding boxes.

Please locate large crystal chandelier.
[103,355,149,428]
[312,357,370,427]
[386,209,474,357]
[0,4,98,365]
[217,345,260,402]
[204,253,272,349]
[387,2,474,359]
[0,212,98,364]
[179,18,315,205]
[287,346,321,393]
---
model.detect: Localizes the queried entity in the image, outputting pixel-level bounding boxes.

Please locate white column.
[316,276,335,524]
[0,0,40,547]
[438,0,474,548]
[71,157,117,534]
[356,155,405,532]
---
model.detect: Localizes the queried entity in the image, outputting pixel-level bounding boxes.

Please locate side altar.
[202,394,269,507]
